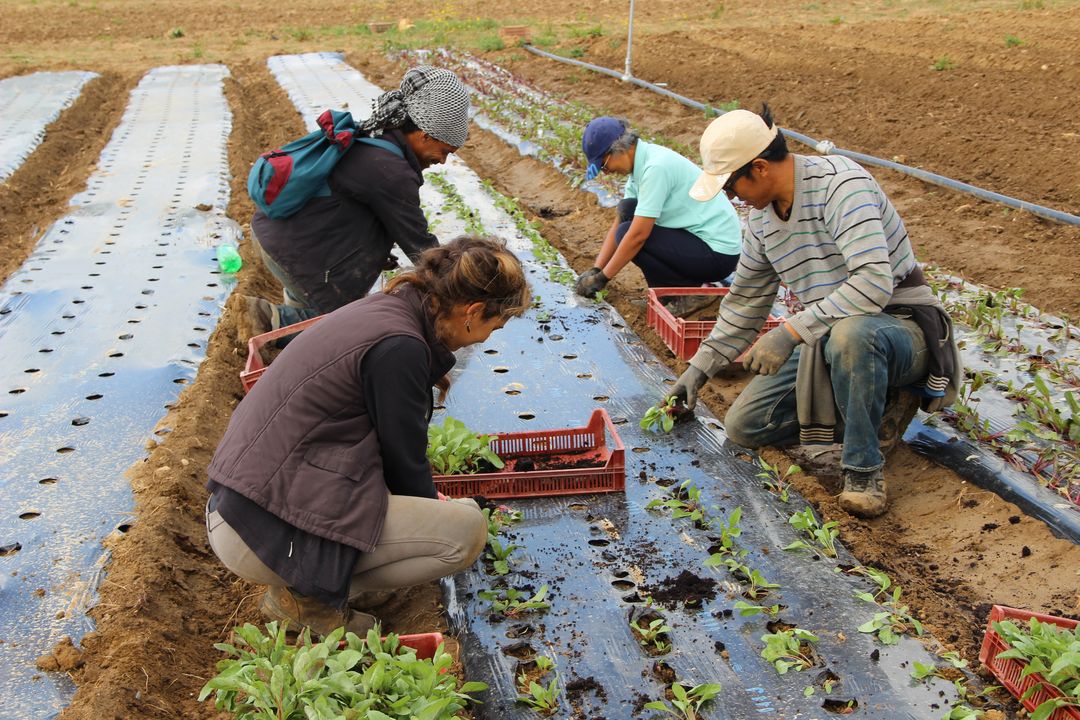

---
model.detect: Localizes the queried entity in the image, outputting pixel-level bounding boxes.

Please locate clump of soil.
[35,637,84,673]
[641,570,718,610]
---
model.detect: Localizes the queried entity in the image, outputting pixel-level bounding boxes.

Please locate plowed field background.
[2,1,1078,718]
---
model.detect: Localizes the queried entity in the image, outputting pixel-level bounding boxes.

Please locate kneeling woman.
[205,236,531,635]
[574,116,742,317]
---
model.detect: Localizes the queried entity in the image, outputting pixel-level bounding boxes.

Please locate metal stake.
[622,0,635,80]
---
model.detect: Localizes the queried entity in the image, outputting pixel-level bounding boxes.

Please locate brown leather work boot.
[348,589,398,612]
[661,294,718,319]
[237,295,277,343]
[260,586,377,637]
[878,388,920,458]
[838,468,888,519]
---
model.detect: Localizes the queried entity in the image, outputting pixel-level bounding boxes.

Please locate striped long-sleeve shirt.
[690,154,918,376]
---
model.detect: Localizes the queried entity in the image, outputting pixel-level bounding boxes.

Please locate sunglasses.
[723,163,753,194]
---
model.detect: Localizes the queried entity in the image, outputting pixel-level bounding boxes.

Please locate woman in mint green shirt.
[574,116,742,316]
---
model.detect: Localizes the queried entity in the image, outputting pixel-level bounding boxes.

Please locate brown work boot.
[260,586,377,637]
[661,294,718,319]
[878,388,920,457]
[838,468,888,518]
[237,295,277,342]
[348,589,398,612]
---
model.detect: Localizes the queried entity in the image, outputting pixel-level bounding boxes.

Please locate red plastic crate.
[394,632,445,660]
[645,287,783,361]
[434,408,625,499]
[978,605,1080,720]
[240,315,326,393]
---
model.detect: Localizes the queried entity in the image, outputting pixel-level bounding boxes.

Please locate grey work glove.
[668,366,709,411]
[574,267,609,298]
[742,324,800,376]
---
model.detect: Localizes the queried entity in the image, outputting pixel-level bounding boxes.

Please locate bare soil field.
[2,1,1078,717]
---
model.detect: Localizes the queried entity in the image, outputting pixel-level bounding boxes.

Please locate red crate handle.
[244,315,326,373]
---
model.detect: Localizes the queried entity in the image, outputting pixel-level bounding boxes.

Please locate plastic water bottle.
[216,242,242,273]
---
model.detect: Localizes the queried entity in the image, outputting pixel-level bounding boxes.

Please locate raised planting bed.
[239,315,324,393]
[979,605,1080,720]
[434,408,625,499]
[646,287,784,361]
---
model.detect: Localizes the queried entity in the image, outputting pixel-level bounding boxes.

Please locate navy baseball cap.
[582,116,625,181]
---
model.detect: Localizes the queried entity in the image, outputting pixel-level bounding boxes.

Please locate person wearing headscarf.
[240,66,472,337]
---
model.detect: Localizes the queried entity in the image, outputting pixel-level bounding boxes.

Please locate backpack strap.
[356,136,405,159]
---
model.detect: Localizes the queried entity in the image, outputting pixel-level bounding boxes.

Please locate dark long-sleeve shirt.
[251,129,438,312]
[211,334,446,607]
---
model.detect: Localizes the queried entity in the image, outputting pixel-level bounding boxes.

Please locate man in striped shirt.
[669,107,952,519]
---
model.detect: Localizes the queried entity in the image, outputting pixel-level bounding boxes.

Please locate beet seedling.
[743,569,781,600]
[733,600,781,617]
[515,673,562,715]
[646,480,710,527]
[644,682,723,720]
[630,616,673,654]
[784,507,840,558]
[485,536,520,576]
[479,584,550,616]
[756,457,799,502]
[760,627,819,674]
[427,416,505,475]
[482,505,523,536]
[641,396,679,433]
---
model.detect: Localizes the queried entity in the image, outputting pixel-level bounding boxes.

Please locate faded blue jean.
[723,314,928,472]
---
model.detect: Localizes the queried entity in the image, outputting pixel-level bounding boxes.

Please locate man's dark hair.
[726,103,788,186]
[756,104,788,161]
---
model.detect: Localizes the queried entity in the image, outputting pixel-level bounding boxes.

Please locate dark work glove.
[668,366,709,411]
[742,324,800,376]
[383,254,400,271]
[574,267,609,298]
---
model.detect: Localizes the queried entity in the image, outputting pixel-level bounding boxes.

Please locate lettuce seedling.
[644,682,723,720]
[641,396,679,433]
[761,627,819,674]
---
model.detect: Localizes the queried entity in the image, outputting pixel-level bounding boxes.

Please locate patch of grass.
[1020,0,1044,8]
[476,34,504,52]
[710,3,725,18]
[191,41,204,59]
[568,24,603,39]
[168,27,184,39]
[829,15,843,24]
[932,55,955,71]
[567,47,585,58]
[289,27,313,42]
[1004,34,1024,47]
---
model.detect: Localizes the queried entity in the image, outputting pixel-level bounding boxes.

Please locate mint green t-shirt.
[623,141,741,255]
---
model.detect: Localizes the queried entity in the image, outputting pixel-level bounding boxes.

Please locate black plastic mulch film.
[0,66,236,718]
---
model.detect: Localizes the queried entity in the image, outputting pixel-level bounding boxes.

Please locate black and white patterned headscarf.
[359,66,470,147]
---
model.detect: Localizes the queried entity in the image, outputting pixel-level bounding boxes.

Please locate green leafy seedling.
[756,457,800,502]
[427,416,504,475]
[516,673,562,714]
[631,616,673,654]
[733,600,781,617]
[199,623,486,718]
[478,584,550,616]
[641,396,679,433]
[785,507,840,558]
[644,682,723,720]
[485,536,520,576]
[761,627,819,674]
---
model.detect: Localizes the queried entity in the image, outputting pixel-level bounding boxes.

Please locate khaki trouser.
[206,495,486,601]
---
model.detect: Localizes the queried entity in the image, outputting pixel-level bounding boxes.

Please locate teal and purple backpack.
[247,109,403,219]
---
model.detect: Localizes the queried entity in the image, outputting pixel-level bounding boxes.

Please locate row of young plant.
[641,459,999,719]
[925,272,1080,505]
[402,46,1080,509]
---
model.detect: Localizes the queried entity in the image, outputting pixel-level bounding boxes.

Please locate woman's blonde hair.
[385,235,531,322]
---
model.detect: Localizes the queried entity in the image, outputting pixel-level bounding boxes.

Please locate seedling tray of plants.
[645,287,784,361]
[239,315,325,393]
[433,408,625,499]
[978,605,1080,720]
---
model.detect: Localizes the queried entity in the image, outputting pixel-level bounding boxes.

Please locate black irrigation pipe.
[523,45,1080,228]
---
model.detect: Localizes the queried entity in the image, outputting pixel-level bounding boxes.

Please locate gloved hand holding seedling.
[640,396,681,433]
